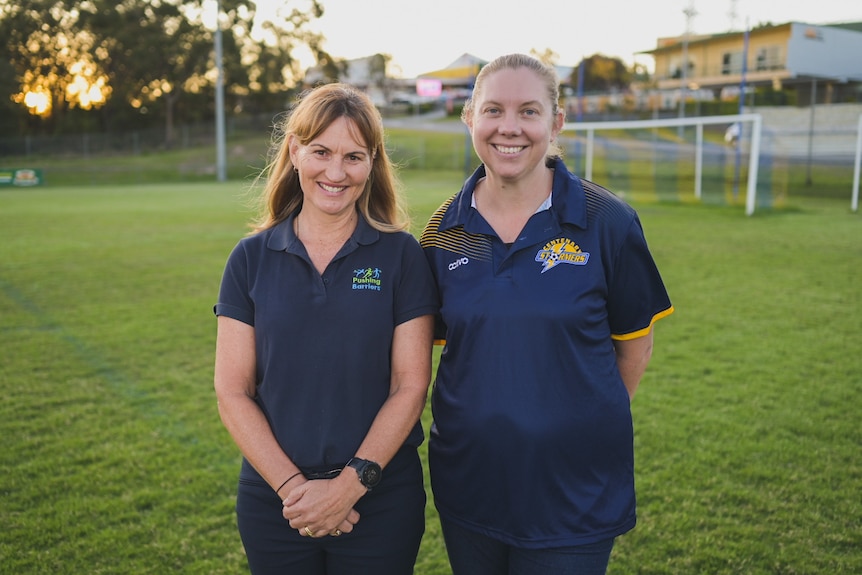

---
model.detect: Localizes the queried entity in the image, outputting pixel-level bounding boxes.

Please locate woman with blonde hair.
[214,83,437,574]
[422,54,673,575]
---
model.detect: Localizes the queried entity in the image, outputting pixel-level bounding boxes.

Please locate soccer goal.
[853,114,861,213]
[561,113,763,216]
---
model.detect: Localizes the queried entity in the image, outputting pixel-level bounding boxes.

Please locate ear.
[551,109,565,139]
[287,135,299,166]
[463,109,474,133]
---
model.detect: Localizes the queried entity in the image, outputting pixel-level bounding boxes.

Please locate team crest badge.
[534,239,589,273]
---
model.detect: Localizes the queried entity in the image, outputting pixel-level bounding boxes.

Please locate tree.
[77,0,221,144]
[210,1,328,114]
[367,53,395,103]
[530,48,559,68]
[572,53,632,93]
[306,52,349,85]
[630,62,652,84]
[0,0,111,134]
[0,0,329,140]
[0,50,19,136]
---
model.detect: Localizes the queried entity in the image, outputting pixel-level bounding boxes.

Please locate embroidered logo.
[534,239,589,274]
[448,257,469,271]
[352,267,383,291]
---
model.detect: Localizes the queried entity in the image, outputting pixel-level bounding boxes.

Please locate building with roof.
[641,21,862,105]
[417,53,486,87]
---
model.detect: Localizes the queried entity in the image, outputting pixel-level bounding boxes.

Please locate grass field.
[1,171,860,574]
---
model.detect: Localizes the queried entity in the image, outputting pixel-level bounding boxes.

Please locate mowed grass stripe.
[1,178,860,574]
[1,182,253,573]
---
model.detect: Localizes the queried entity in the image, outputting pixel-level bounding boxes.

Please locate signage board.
[0,168,43,187]
[416,78,443,98]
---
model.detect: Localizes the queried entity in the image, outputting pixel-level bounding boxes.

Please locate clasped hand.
[282,477,362,538]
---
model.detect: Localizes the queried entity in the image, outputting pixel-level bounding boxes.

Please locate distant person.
[214,83,437,574]
[725,122,741,144]
[420,53,674,575]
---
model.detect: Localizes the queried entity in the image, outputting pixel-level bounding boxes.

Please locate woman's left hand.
[282,474,364,537]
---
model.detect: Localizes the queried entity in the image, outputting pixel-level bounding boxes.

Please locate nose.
[325,157,347,181]
[498,112,522,136]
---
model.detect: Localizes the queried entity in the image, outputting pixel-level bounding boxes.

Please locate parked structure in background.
[640,20,862,110]
[303,53,395,106]
[312,21,861,120]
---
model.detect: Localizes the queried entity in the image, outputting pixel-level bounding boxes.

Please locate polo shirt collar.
[266,209,379,253]
[549,158,588,229]
[438,157,587,232]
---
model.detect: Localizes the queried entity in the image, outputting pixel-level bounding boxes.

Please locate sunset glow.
[22,89,51,116]
[65,60,110,110]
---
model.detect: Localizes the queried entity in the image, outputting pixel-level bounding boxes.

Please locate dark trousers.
[236,448,425,575]
[440,516,615,575]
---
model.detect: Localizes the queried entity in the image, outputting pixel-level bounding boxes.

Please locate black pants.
[440,516,614,575]
[236,448,426,575]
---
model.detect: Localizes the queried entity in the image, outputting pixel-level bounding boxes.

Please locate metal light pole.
[733,19,749,200]
[575,58,585,175]
[214,0,227,182]
[806,79,817,186]
[678,1,697,138]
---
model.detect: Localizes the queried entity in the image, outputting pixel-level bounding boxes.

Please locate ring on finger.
[331,529,342,537]
[304,526,314,537]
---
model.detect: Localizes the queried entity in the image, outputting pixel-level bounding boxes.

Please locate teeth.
[495,145,523,154]
[320,183,345,193]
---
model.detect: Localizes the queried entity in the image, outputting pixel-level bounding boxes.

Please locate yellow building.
[642,21,862,105]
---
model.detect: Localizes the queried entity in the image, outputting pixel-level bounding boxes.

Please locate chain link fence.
[1,107,859,203]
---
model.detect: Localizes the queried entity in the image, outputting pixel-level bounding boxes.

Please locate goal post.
[853,114,861,213]
[562,114,763,216]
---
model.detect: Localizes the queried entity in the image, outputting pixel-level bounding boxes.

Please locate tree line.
[0,1,641,146]
[0,0,343,144]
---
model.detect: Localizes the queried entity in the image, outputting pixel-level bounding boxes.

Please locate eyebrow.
[483,99,545,109]
[308,142,369,157]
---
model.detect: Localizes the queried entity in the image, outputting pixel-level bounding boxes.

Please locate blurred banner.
[0,168,43,186]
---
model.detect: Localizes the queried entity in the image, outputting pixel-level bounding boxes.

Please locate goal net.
[560,114,765,215]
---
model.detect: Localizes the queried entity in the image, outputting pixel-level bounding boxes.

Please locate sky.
[257,0,861,77]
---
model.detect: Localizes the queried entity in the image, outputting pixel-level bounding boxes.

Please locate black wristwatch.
[346,457,382,490]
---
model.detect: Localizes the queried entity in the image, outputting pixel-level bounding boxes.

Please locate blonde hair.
[251,83,408,233]
[462,53,564,160]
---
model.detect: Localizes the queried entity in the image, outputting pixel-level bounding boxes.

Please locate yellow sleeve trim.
[611,306,675,341]
[434,307,674,346]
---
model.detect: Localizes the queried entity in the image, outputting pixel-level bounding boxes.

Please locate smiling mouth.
[493,145,525,154]
[320,182,347,193]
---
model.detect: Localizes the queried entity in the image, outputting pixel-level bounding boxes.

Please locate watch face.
[362,463,382,487]
[348,458,382,489]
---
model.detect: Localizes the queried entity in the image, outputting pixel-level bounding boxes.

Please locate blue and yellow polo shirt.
[420,158,673,548]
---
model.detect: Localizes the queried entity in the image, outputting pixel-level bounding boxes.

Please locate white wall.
[786,24,862,81]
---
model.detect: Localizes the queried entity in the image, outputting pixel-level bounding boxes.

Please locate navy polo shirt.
[420,158,673,548]
[215,213,438,480]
